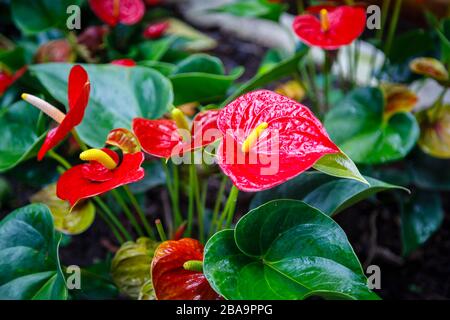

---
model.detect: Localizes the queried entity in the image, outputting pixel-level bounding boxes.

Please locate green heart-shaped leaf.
[0,100,45,173]
[30,63,173,147]
[11,0,81,35]
[401,190,444,257]
[211,0,287,22]
[324,87,419,164]
[169,54,243,105]
[0,204,67,299]
[250,172,407,216]
[204,200,379,300]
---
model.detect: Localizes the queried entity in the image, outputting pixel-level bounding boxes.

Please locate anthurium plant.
[0,0,449,301]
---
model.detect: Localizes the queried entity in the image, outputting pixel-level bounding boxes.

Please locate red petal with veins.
[143,21,169,39]
[89,0,145,26]
[133,110,221,159]
[57,152,145,207]
[133,118,183,159]
[152,238,221,300]
[293,5,366,50]
[38,65,90,160]
[111,59,136,67]
[217,90,339,192]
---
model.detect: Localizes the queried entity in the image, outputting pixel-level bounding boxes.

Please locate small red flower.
[89,0,145,27]
[151,238,221,300]
[24,65,90,161]
[216,90,339,192]
[143,21,169,39]
[133,109,221,159]
[0,66,26,96]
[57,148,145,206]
[111,58,136,67]
[293,5,366,50]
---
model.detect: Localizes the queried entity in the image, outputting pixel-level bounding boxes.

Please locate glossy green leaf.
[169,54,243,105]
[137,38,175,61]
[250,172,407,216]
[129,161,166,194]
[0,204,68,299]
[11,0,81,35]
[30,63,173,147]
[164,18,217,52]
[401,190,444,256]
[70,260,119,300]
[324,87,419,164]
[222,47,308,106]
[211,0,287,22]
[407,148,450,191]
[204,200,378,300]
[313,150,368,184]
[0,100,45,173]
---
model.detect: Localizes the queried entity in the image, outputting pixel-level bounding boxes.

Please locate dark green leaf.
[11,0,81,35]
[169,54,243,105]
[221,47,308,106]
[401,190,444,256]
[388,29,434,64]
[407,148,450,191]
[250,172,408,216]
[0,101,45,172]
[324,87,419,164]
[211,0,287,22]
[0,204,67,299]
[204,200,379,300]
[30,63,173,147]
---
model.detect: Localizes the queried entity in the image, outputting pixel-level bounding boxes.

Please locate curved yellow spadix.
[80,149,117,170]
[241,122,269,153]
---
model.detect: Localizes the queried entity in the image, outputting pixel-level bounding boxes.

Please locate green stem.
[155,219,167,241]
[347,45,355,88]
[296,0,304,14]
[111,189,144,237]
[216,185,239,232]
[71,130,88,151]
[307,57,321,114]
[323,51,331,112]
[162,160,182,227]
[192,165,204,243]
[96,207,124,244]
[225,186,239,229]
[48,150,71,170]
[94,197,132,241]
[187,162,195,236]
[123,186,155,239]
[209,175,227,238]
[384,0,403,57]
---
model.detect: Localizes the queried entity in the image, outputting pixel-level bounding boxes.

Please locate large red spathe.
[152,238,221,300]
[57,149,145,207]
[38,65,90,160]
[216,90,339,192]
[293,5,366,50]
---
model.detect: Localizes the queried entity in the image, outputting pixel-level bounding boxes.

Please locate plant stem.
[123,186,155,239]
[216,185,239,232]
[48,150,71,170]
[111,189,144,237]
[192,164,205,243]
[71,129,88,151]
[296,0,304,14]
[155,219,167,241]
[347,45,355,88]
[94,197,132,241]
[306,57,321,114]
[187,162,195,236]
[209,175,227,237]
[323,51,331,111]
[369,0,391,83]
[224,186,239,229]
[161,160,182,227]
[96,207,124,244]
[384,0,403,57]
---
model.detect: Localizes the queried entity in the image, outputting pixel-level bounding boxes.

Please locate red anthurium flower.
[143,21,169,39]
[216,90,339,192]
[111,58,136,67]
[0,66,26,96]
[293,5,366,50]
[57,148,145,207]
[152,238,221,300]
[89,0,145,27]
[133,109,221,159]
[22,65,90,161]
